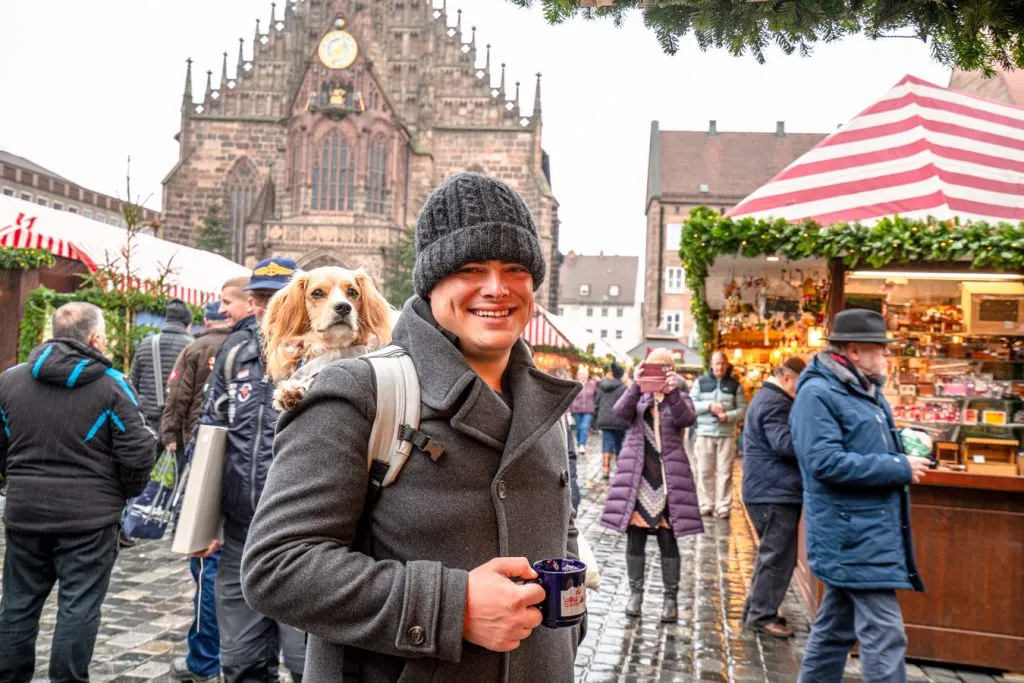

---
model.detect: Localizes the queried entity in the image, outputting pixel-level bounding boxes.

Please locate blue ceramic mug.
[529,558,587,628]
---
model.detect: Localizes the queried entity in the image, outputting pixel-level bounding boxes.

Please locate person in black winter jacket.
[740,356,805,639]
[0,302,157,681]
[130,298,194,432]
[594,362,629,478]
[196,257,306,683]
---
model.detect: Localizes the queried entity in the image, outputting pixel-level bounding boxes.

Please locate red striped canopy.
[0,196,250,304]
[728,75,1024,225]
[522,305,573,348]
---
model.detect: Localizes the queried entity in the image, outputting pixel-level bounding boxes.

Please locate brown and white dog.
[263,266,392,411]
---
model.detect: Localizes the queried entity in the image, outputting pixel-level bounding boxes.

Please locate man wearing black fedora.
[789,309,929,682]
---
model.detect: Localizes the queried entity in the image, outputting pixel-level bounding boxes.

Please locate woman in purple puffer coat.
[600,348,703,623]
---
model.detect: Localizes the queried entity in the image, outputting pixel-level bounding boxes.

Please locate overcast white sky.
[0,1,949,257]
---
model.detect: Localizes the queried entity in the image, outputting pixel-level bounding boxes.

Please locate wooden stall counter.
[793,470,1024,672]
[899,470,1024,671]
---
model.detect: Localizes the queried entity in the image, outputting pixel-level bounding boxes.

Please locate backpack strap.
[212,342,244,422]
[363,345,443,504]
[151,334,165,408]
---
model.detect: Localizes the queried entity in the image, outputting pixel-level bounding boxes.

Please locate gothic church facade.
[161,0,560,307]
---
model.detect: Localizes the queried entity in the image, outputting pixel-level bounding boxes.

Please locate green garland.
[680,207,1024,365]
[531,344,616,368]
[0,247,55,271]
[18,286,204,372]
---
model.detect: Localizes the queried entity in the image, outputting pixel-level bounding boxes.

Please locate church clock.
[318,28,359,70]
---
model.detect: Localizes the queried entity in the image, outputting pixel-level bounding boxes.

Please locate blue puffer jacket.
[690,370,746,438]
[790,352,924,592]
[199,316,278,540]
[741,382,801,505]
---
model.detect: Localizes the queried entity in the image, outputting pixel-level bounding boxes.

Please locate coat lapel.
[500,340,579,473]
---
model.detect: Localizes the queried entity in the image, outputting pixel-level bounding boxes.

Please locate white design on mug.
[561,585,586,617]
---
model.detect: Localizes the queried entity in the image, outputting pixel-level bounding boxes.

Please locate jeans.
[798,584,908,683]
[571,412,593,450]
[217,532,305,682]
[186,551,221,677]
[601,429,625,455]
[742,503,801,627]
[0,524,119,683]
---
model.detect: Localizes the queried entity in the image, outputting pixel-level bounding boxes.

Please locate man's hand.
[191,539,221,559]
[907,456,929,484]
[464,557,545,652]
[165,443,177,452]
[709,403,724,417]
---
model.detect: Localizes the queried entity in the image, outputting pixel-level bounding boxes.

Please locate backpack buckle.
[400,425,445,462]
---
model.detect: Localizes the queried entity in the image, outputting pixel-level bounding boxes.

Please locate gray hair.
[824,341,849,355]
[52,302,104,344]
[772,365,797,379]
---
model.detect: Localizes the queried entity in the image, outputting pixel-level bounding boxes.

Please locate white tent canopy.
[0,196,249,304]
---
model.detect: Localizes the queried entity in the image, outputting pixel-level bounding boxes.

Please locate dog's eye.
[347,288,359,298]
[310,289,325,299]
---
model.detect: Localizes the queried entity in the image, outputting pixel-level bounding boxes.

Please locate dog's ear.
[263,273,310,381]
[354,270,394,347]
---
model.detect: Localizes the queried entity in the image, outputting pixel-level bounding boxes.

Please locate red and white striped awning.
[0,196,250,304]
[728,75,1024,225]
[523,304,573,348]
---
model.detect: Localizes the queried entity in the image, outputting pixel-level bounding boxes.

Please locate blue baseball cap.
[244,257,299,292]
[204,300,229,321]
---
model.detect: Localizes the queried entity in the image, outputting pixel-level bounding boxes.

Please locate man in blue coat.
[740,355,805,639]
[790,309,929,682]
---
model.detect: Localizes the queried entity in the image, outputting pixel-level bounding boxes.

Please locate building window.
[36,197,47,207]
[615,330,623,340]
[20,192,32,202]
[82,209,93,219]
[609,284,620,297]
[311,131,354,211]
[67,206,78,214]
[665,223,683,251]
[662,310,683,335]
[557,307,564,316]
[1,187,13,196]
[229,188,254,261]
[586,307,593,317]
[108,216,118,225]
[617,307,624,318]
[366,137,388,213]
[601,307,608,317]
[96,214,104,223]
[52,201,63,211]
[600,330,608,339]
[586,328,593,334]
[665,267,684,293]
[579,284,590,296]
[674,206,680,214]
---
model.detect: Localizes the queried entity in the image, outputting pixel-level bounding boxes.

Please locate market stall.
[0,195,249,304]
[683,75,1024,671]
[522,304,627,374]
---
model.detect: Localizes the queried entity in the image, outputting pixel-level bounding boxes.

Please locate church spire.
[485,44,491,75]
[499,62,506,98]
[269,2,276,29]
[514,80,521,112]
[470,26,476,50]
[254,18,261,46]
[456,8,462,37]
[533,73,542,117]
[221,52,229,87]
[182,57,193,105]
[237,37,245,72]
[204,70,213,104]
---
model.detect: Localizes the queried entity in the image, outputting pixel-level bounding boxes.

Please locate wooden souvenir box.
[935,441,960,466]
[961,438,1020,476]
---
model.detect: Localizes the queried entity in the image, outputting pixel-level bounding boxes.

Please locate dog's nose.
[334,302,352,316]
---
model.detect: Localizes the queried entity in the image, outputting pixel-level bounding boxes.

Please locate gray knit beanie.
[413,172,546,298]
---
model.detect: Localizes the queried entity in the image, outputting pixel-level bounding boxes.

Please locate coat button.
[560,470,569,487]
[497,480,508,499]
[407,625,425,645]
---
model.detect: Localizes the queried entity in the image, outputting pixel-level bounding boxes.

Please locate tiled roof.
[646,121,826,210]
[559,253,639,306]
[949,67,1024,108]
[0,150,72,184]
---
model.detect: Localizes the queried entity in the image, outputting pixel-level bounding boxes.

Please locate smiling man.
[242,172,584,682]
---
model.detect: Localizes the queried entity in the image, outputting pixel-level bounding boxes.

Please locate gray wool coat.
[241,297,583,683]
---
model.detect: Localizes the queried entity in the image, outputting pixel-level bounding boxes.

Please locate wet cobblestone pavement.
[0,437,1016,682]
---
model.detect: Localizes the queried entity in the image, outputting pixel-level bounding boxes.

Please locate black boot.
[625,555,645,617]
[660,556,681,623]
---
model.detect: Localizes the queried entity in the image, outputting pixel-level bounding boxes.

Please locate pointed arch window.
[366,137,388,214]
[311,131,354,211]
[227,159,257,263]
